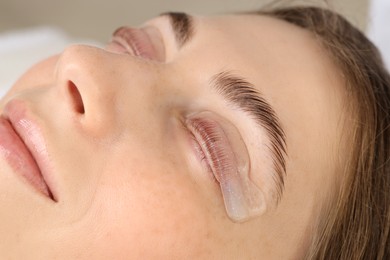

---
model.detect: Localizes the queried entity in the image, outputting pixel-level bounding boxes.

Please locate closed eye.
[183,111,266,222]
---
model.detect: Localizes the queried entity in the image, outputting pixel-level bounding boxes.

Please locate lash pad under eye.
[186,111,266,222]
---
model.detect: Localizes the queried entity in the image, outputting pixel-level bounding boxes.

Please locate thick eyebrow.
[159,12,194,48]
[211,71,287,202]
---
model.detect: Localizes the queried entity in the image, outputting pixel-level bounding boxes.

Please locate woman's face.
[0,13,347,259]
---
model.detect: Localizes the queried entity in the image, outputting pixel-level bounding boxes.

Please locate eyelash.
[184,116,235,183]
[130,36,149,58]
[183,113,266,222]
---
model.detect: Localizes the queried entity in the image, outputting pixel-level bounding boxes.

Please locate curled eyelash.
[185,125,215,179]
[185,117,236,181]
[130,36,148,58]
[183,111,267,222]
[113,26,154,59]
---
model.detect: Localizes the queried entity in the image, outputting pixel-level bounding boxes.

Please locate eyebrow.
[161,12,287,201]
[159,12,194,48]
[211,71,287,202]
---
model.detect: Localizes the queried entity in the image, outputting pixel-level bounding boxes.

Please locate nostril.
[68,81,85,114]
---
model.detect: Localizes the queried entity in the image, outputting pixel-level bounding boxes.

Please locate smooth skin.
[0,13,348,259]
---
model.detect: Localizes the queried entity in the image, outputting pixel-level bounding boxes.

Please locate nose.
[55,44,157,138]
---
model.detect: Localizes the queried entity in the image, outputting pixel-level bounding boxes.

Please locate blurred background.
[0,0,369,43]
[2,0,389,96]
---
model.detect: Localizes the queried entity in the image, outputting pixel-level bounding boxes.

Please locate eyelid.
[142,16,181,62]
[141,25,166,62]
[185,111,267,222]
[107,26,164,62]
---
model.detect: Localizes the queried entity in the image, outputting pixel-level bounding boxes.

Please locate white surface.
[367,0,390,69]
[0,27,101,98]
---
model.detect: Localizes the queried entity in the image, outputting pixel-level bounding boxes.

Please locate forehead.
[194,13,344,123]
[195,13,322,70]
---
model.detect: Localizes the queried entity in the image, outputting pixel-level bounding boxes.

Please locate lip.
[0,100,57,202]
[107,26,164,61]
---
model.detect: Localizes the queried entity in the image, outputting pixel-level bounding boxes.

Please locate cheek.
[61,151,222,258]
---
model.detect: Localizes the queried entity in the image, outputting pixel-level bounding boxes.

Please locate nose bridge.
[55,44,160,139]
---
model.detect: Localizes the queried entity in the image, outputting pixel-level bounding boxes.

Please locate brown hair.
[255,5,390,259]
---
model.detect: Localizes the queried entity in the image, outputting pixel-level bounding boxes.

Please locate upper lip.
[3,100,57,202]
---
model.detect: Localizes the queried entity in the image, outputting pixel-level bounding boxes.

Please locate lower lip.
[0,116,52,199]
